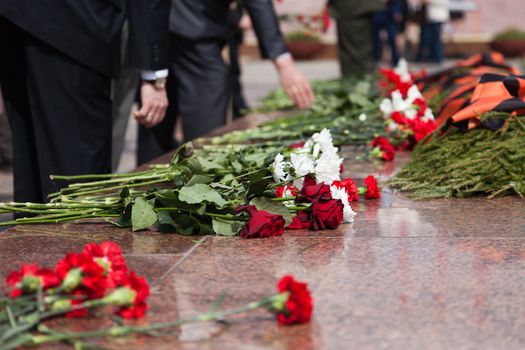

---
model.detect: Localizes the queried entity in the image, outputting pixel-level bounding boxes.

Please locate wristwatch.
[144,77,167,90]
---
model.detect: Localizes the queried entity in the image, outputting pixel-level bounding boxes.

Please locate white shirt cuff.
[275,52,292,62]
[140,69,169,81]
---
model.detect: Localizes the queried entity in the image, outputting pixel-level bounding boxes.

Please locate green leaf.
[155,210,177,232]
[131,197,158,231]
[178,184,228,207]
[212,218,244,236]
[348,92,370,107]
[187,175,213,186]
[250,197,293,226]
[198,157,223,171]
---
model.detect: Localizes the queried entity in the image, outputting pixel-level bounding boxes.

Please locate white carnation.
[394,58,411,83]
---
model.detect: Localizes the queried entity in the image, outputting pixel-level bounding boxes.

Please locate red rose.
[371,136,396,161]
[298,175,332,203]
[311,199,343,230]
[276,275,313,325]
[332,178,359,202]
[287,211,311,230]
[236,205,286,239]
[55,253,107,299]
[363,176,381,199]
[6,264,60,298]
[288,141,305,149]
[117,272,150,319]
[83,241,128,288]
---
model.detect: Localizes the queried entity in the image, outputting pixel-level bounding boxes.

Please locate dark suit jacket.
[0,0,170,77]
[169,0,287,60]
[329,0,386,18]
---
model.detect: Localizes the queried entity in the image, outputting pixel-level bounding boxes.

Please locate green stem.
[16,294,284,350]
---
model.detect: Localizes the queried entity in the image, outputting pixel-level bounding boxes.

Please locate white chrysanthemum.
[391,90,411,112]
[406,85,423,103]
[422,107,435,122]
[290,153,315,178]
[394,58,411,83]
[404,109,417,120]
[330,185,356,223]
[358,113,368,121]
[380,98,394,118]
[314,151,342,184]
[272,153,289,182]
[311,129,337,155]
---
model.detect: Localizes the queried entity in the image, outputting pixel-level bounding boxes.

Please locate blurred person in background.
[137,0,315,165]
[417,0,450,62]
[229,7,251,120]
[0,92,12,170]
[372,0,401,66]
[0,1,170,203]
[395,0,410,58]
[329,0,386,78]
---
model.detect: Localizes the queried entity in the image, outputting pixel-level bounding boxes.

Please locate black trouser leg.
[0,18,42,202]
[0,18,112,202]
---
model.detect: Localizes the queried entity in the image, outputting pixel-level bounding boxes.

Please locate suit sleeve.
[127,0,170,70]
[244,0,288,60]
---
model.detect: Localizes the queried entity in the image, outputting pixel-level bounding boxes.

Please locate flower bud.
[51,299,72,312]
[103,287,136,306]
[61,268,83,292]
[21,275,42,293]
[267,292,290,313]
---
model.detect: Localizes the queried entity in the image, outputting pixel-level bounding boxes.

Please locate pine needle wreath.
[387,113,525,199]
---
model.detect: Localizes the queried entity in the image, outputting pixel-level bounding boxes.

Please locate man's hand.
[134,82,169,128]
[274,54,315,109]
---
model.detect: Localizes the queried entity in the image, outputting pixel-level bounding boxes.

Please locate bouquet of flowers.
[0,130,381,237]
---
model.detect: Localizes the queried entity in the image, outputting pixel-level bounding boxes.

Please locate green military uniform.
[329,0,386,78]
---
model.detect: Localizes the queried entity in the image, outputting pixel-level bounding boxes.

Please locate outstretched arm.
[244,0,315,109]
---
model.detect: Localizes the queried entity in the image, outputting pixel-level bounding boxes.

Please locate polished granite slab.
[0,113,524,349]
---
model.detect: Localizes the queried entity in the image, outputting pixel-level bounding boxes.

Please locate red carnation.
[235,205,286,239]
[55,253,107,300]
[298,175,332,203]
[275,275,313,325]
[409,118,436,142]
[6,264,60,298]
[311,198,343,230]
[390,111,408,125]
[332,178,359,202]
[83,241,128,288]
[363,176,381,199]
[116,272,150,319]
[371,136,396,161]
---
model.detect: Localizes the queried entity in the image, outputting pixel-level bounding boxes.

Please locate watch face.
[155,78,167,89]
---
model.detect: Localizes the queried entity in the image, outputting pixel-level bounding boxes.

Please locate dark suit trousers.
[0,18,112,203]
[137,35,230,165]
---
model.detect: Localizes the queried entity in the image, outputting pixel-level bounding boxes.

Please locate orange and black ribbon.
[446,73,525,131]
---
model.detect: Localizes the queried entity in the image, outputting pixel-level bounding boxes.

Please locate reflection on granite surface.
[0,115,524,349]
